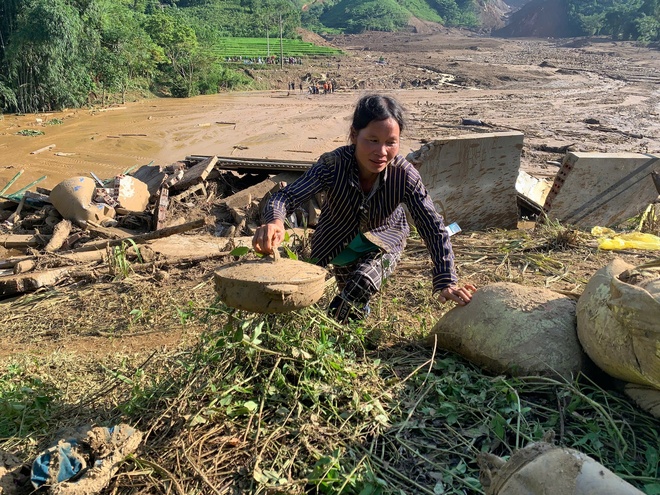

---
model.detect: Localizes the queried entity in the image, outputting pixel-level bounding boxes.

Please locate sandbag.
[430,282,585,378]
[576,259,660,389]
[479,441,645,495]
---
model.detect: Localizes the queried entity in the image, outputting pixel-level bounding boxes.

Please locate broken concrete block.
[114,175,150,212]
[131,164,168,196]
[50,177,116,224]
[516,170,552,212]
[170,156,218,191]
[542,152,660,229]
[407,131,523,230]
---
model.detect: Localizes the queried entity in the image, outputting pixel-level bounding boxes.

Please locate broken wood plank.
[0,233,50,248]
[0,267,93,296]
[120,133,147,137]
[44,220,72,252]
[30,144,56,155]
[85,221,123,240]
[170,156,218,191]
[71,218,206,252]
[154,187,169,230]
[13,260,36,274]
[134,250,233,272]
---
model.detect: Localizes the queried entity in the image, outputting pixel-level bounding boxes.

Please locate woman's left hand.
[436,284,477,306]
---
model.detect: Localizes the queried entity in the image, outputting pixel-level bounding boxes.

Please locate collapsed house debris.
[0,155,315,297]
[407,131,524,230]
[1,134,659,298]
[542,152,660,228]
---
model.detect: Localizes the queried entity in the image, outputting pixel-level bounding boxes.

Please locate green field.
[213,37,343,59]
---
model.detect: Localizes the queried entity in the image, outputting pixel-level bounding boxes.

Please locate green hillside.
[314,0,479,32]
[320,0,412,32]
[212,38,342,58]
[0,0,657,112]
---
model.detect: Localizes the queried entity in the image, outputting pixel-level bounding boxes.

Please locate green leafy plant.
[109,239,143,280]
[0,365,58,437]
[16,129,44,136]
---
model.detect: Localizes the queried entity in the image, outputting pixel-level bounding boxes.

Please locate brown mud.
[1,30,658,191]
[0,30,659,359]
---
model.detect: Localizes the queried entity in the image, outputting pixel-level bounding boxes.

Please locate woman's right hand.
[252,220,285,255]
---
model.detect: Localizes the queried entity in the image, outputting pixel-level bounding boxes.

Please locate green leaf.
[230,246,250,257]
[243,400,258,412]
[644,483,660,495]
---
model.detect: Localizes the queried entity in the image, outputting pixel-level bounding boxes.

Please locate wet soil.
[1,30,658,191]
[0,30,659,358]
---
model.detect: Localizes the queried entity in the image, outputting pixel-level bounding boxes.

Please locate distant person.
[253,94,476,323]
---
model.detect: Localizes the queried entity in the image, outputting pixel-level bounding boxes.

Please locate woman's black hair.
[351,94,405,134]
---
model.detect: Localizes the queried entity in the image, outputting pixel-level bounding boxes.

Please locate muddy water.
[0,91,369,192]
[2,88,488,194]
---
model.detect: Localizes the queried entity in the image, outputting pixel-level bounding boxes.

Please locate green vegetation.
[1,302,658,493]
[15,129,44,136]
[213,38,342,59]
[314,0,479,32]
[0,0,657,113]
[1,226,659,493]
[0,0,310,113]
[0,363,58,437]
[321,0,411,33]
[567,0,660,41]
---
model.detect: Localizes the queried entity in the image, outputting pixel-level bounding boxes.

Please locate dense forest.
[566,0,660,41]
[0,0,658,114]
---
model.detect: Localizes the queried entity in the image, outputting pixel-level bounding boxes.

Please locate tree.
[5,0,92,113]
[145,11,201,96]
[91,1,161,103]
[636,13,660,41]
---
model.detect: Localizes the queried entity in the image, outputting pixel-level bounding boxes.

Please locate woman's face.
[351,117,400,180]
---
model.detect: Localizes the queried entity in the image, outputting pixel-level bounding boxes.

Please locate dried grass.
[0,227,658,494]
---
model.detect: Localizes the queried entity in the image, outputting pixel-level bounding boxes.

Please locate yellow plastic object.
[591,227,660,251]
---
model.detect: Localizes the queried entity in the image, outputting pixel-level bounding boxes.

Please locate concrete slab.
[516,170,552,210]
[222,172,301,211]
[407,131,524,230]
[542,152,660,228]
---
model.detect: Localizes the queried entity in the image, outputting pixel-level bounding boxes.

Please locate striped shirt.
[263,145,458,292]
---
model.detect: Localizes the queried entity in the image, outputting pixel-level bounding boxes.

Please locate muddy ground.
[1,30,658,190]
[1,29,659,354]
